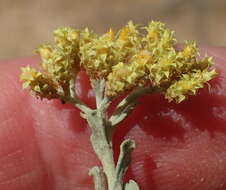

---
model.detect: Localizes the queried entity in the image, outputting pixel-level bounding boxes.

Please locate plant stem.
[86,110,121,190]
[110,86,162,126]
[89,166,107,190]
[87,111,138,190]
[84,80,141,190]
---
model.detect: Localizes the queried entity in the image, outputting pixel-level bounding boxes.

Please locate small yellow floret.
[144,21,176,57]
[38,44,52,60]
[38,47,77,85]
[165,69,217,103]
[106,50,152,96]
[54,27,80,53]
[20,66,59,99]
[181,41,199,59]
[106,28,115,41]
[148,49,177,86]
[80,29,116,78]
[114,21,142,62]
[80,28,97,46]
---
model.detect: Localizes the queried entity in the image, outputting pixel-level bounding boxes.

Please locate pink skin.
[0,46,226,190]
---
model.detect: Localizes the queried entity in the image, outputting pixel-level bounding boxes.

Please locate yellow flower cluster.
[80,28,116,78]
[114,21,142,62]
[106,50,152,96]
[105,22,216,102]
[21,27,80,99]
[79,21,141,79]
[147,49,177,86]
[165,69,217,103]
[144,21,176,57]
[20,66,59,99]
[105,21,178,96]
[38,44,77,87]
[54,27,80,53]
[20,21,217,103]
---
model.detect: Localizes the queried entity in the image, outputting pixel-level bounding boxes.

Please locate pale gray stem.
[110,101,138,127]
[89,166,108,190]
[80,80,141,190]
[59,94,91,113]
[87,110,119,190]
[93,79,110,113]
[59,76,92,114]
[66,95,92,114]
[110,86,162,126]
[69,78,76,99]
[87,79,124,190]
[93,79,106,109]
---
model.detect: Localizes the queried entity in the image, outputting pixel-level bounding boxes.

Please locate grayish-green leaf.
[113,139,135,189]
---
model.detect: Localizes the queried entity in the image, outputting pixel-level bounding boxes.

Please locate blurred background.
[0,0,226,60]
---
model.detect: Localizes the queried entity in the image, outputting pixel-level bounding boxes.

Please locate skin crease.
[0,46,226,190]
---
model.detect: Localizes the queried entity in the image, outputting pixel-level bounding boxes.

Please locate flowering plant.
[20,21,216,190]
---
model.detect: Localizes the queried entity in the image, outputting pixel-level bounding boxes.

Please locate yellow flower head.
[148,49,178,86]
[165,69,217,103]
[20,66,60,99]
[54,27,80,53]
[106,50,152,96]
[181,40,199,59]
[80,28,116,79]
[114,21,142,62]
[20,20,217,102]
[144,21,176,57]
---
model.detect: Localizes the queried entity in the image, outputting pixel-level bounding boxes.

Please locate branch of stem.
[68,79,140,190]
[110,86,162,126]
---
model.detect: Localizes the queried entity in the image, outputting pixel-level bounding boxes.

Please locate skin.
[0,46,226,190]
